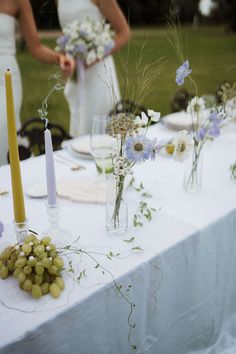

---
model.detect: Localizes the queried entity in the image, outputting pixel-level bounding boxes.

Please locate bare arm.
[97,0,130,54]
[17,0,74,74]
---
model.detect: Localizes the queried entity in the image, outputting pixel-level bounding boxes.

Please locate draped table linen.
[0,123,236,354]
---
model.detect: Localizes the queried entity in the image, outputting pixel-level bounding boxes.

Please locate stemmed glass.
[90,115,115,178]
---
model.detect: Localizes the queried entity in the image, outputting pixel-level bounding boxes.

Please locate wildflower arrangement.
[55,17,115,67]
[175,61,231,189]
[167,12,231,190]
[106,110,192,230]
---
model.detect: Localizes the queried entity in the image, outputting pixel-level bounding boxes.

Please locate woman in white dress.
[0,0,74,166]
[57,0,130,137]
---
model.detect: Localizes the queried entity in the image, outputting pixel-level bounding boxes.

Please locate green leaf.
[132,246,143,252]
[123,237,135,243]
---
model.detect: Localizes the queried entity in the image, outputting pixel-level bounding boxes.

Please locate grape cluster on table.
[0,234,65,299]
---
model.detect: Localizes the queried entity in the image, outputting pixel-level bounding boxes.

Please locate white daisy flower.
[134,116,142,125]
[148,110,161,122]
[173,130,193,163]
[97,45,105,60]
[134,112,148,126]
[140,112,149,126]
[86,50,96,66]
[187,96,206,121]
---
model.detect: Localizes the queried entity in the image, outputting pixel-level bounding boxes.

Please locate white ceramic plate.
[25,182,47,198]
[162,111,193,131]
[71,135,91,155]
[62,139,93,160]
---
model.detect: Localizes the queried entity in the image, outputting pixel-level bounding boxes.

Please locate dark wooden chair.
[170,88,194,113]
[8,117,71,162]
[109,99,148,117]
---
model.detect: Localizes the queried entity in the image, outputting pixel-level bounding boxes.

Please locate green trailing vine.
[230,161,236,181]
[58,237,140,351]
[129,175,157,227]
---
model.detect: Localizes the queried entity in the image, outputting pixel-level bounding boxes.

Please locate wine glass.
[90,115,115,178]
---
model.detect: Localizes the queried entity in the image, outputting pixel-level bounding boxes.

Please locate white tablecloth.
[0,123,236,354]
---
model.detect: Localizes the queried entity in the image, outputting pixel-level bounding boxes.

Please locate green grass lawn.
[17,26,236,133]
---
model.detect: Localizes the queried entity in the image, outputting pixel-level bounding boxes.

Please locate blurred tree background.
[18,0,235,131]
[29,0,236,31]
[210,0,236,31]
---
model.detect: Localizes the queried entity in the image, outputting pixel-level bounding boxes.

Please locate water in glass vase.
[93,147,113,174]
[106,175,128,234]
[183,146,203,193]
[90,115,116,178]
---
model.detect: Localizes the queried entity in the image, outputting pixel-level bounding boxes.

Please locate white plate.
[71,135,91,155]
[25,182,47,198]
[162,111,193,131]
[62,139,93,160]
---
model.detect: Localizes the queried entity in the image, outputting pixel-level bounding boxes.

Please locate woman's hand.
[58,55,75,78]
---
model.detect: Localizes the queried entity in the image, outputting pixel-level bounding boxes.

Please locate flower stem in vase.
[183,142,203,193]
[106,175,128,234]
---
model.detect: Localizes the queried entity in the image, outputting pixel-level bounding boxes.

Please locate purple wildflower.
[196,127,207,141]
[125,135,155,163]
[209,111,221,125]
[208,124,220,138]
[56,35,69,49]
[175,60,192,86]
[104,41,115,55]
[75,44,87,54]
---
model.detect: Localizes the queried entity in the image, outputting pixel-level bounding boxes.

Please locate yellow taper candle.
[5,70,26,223]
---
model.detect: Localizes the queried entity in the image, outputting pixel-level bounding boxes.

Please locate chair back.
[109,99,147,117]
[8,117,71,162]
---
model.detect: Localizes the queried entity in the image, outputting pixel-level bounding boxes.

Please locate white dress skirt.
[0,13,22,166]
[57,0,120,137]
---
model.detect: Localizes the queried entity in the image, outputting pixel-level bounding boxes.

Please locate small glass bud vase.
[183,144,203,193]
[106,174,128,234]
[14,219,28,244]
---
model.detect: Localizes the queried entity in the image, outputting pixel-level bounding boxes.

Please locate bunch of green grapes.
[0,234,65,299]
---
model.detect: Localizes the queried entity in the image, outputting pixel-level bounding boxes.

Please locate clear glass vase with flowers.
[167,13,231,192]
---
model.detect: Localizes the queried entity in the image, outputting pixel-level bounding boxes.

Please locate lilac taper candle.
[44,128,57,206]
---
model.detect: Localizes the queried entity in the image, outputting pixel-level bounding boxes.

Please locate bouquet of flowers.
[56,17,115,67]
[106,110,192,233]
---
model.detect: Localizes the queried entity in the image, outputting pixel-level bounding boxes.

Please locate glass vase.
[106,174,128,234]
[183,144,203,193]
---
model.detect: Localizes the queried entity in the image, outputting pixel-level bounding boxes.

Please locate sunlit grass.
[17,26,236,132]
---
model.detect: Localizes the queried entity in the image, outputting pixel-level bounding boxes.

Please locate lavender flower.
[56,35,69,49]
[104,41,115,56]
[75,44,87,54]
[125,135,155,163]
[208,123,220,138]
[196,127,207,141]
[175,60,192,86]
[209,111,221,125]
